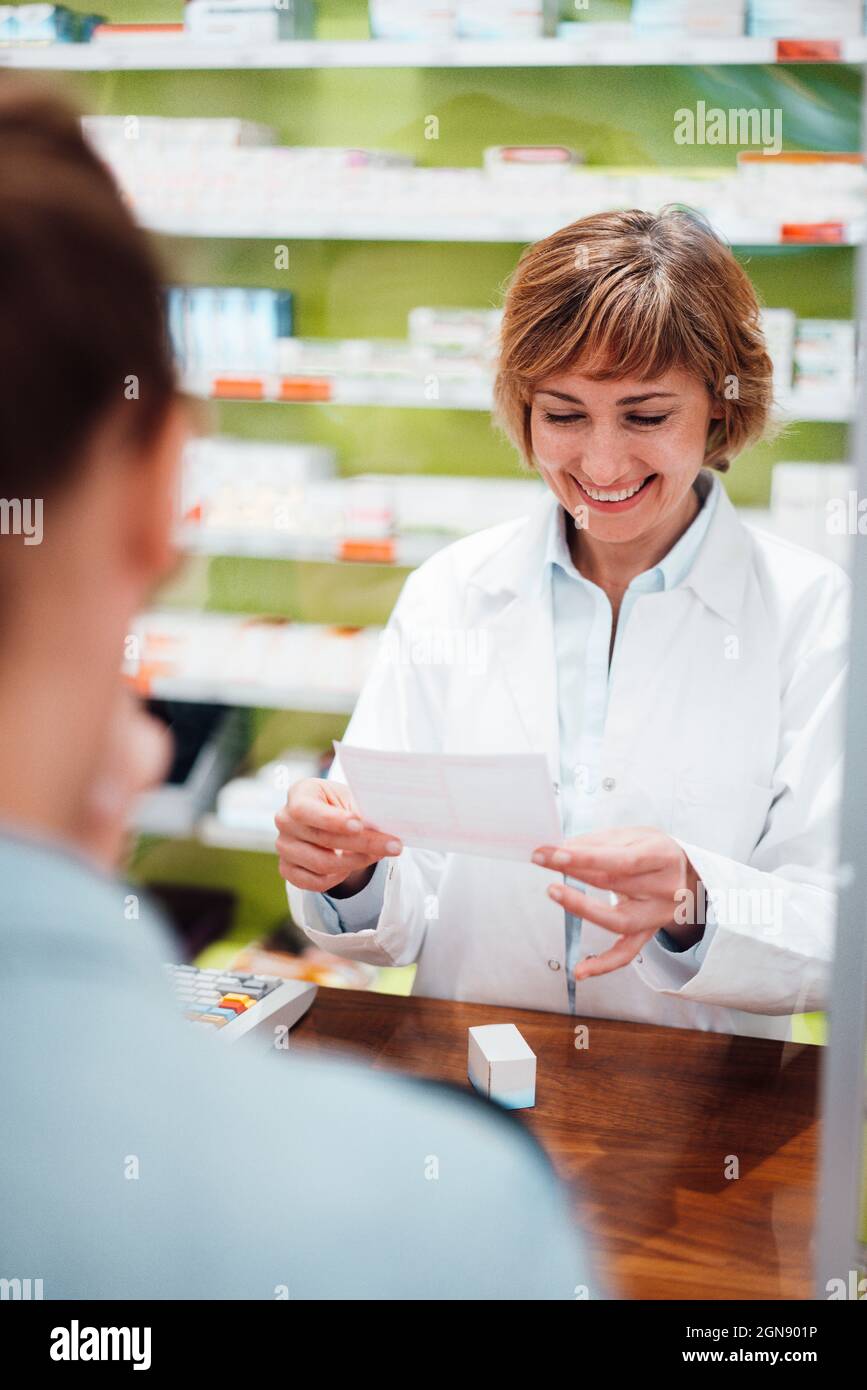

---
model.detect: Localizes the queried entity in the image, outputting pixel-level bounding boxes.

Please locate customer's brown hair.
[0,80,177,500]
[493,207,775,473]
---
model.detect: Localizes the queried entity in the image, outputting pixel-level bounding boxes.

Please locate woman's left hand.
[532,826,702,981]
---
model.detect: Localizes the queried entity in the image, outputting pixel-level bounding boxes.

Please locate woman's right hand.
[275,777,402,897]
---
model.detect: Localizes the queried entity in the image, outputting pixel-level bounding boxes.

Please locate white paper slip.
[334,742,562,861]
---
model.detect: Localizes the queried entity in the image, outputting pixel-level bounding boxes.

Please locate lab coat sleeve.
[285,564,449,967]
[634,570,849,1014]
[655,917,718,963]
[301,859,389,936]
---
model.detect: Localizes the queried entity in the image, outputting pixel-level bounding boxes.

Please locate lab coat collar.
[682,474,752,626]
[467,469,751,627]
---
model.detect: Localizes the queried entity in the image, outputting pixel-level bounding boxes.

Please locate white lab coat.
[286,479,850,1039]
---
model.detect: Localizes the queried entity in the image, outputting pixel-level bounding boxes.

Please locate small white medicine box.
[468,1023,536,1110]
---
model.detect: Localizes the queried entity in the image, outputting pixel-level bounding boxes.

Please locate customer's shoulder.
[280,1045,546,1166]
[1,869,582,1296]
[0,829,176,980]
[232,1043,584,1297]
[218,1042,563,1228]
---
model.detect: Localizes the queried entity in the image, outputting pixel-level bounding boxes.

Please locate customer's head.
[494,207,774,543]
[0,82,188,840]
[0,82,185,596]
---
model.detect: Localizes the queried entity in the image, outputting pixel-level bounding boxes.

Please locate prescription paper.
[334,742,562,861]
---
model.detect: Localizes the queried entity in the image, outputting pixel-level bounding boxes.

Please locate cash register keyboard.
[165,964,316,1049]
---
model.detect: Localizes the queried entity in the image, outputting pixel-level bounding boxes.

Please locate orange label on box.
[94,23,184,35]
[278,377,332,402]
[338,538,396,564]
[775,40,842,64]
[212,377,266,401]
[740,152,862,166]
[780,222,846,244]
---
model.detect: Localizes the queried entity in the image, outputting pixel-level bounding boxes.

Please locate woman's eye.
[542,411,584,425]
[627,413,669,427]
[540,410,670,427]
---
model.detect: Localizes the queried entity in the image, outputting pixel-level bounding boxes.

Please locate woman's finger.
[568,867,673,899]
[276,838,365,879]
[534,842,664,878]
[277,802,401,858]
[572,928,657,981]
[277,859,335,891]
[548,881,659,934]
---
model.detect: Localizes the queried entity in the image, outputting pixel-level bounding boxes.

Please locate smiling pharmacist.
[277,208,849,1042]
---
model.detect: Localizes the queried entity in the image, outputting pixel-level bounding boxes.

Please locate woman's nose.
[573,454,633,489]
[570,423,637,487]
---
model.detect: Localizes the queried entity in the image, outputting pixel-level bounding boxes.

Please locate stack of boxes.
[746,0,863,38]
[368,2,557,41]
[631,0,746,38]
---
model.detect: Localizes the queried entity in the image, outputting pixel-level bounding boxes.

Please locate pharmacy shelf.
[197,814,278,853]
[176,526,444,567]
[2,36,866,72]
[776,392,855,424]
[192,370,490,410]
[179,513,786,568]
[190,372,855,422]
[124,611,381,712]
[147,212,865,247]
[125,672,360,713]
[133,809,279,852]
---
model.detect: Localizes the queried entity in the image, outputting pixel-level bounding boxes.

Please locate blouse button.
[601,776,616,792]
[547,959,561,971]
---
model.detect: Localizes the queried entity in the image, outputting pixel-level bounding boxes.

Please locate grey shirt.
[0,826,591,1299]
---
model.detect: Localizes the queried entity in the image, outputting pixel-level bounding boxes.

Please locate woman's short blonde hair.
[492,206,775,473]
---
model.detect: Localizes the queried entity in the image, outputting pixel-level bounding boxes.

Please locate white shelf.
[190,371,855,422]
[1,36,865,72]
[148,212,864,247]
[134,810,278,852]
[197,814,277,853]
[776,392,855,424]
[177,485,835,569]
[136,673,359,714]
[125,609,378,712]
[176,526,444,567]
[188,370,490,410]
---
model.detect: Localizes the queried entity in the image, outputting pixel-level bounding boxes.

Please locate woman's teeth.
[580,478,649,502]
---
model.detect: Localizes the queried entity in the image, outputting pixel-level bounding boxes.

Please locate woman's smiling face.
[529,365,722,542]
